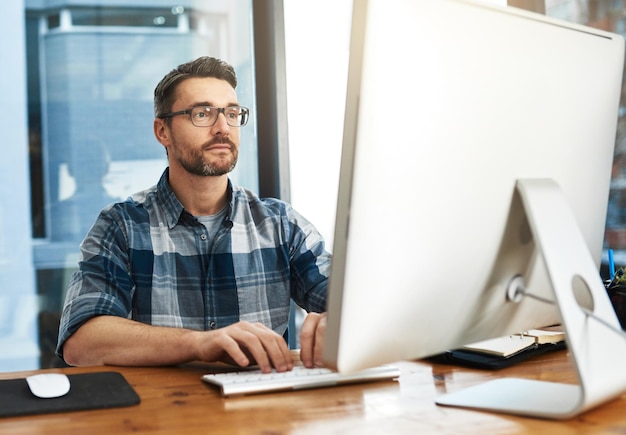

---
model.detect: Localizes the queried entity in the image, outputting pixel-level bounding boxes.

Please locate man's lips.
[207,144,231,151]
[204,140,233,151]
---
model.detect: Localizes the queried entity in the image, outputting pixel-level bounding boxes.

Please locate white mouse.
[26,373,71,399]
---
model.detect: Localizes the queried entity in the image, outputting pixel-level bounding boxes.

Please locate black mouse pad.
[0,371,140,418]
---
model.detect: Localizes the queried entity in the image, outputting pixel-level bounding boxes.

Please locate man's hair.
[154,56,238,118]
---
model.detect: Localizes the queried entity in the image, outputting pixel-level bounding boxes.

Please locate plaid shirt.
[56,169,330,359]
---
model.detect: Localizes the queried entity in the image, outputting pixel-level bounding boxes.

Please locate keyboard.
[201,364,401,397]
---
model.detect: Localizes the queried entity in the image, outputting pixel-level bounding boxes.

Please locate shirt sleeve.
[285,205,331,313]
[55,207,133,360]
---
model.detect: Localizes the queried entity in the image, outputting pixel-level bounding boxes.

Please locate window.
[543,0,626,270]
[1,0,259,371]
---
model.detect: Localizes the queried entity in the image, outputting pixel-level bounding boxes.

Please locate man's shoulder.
[128,183,159,205]
[100,184,156,223]
[231,185,291,216]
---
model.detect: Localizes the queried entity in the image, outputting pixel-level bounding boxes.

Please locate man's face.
[159,77,242,177]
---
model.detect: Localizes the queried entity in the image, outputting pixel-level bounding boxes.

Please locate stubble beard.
[176,138,239,177]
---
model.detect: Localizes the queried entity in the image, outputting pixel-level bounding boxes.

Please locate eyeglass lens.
[190,106,248,127]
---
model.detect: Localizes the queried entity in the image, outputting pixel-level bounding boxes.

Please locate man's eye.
[225,108,241,118]
[195,110,209,119]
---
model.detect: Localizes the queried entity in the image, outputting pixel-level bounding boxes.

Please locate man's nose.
[211,112,231,134]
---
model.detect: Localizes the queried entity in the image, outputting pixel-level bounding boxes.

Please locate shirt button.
[209,321,217,329]
[200,234,207,241]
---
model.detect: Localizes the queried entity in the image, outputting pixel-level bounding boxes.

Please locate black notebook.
[434,341,567,370]
[0,371,140,418]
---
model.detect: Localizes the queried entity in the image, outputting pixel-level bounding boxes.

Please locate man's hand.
[198,322,293,373]
[299,312,327,368]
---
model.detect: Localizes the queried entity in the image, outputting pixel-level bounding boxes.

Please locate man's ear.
[153,118,171,149]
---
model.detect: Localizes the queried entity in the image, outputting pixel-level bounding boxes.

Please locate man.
[56,56,330,373]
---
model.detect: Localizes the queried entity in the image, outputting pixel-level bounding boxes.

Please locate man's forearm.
[61,315,200,367]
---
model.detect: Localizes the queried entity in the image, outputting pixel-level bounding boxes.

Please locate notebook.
[461,329,566,357]
[202,364,401,397]
[430,328,567,370]
[461,335,537,358]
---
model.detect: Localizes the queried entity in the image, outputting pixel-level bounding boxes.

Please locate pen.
[609,249,616,280]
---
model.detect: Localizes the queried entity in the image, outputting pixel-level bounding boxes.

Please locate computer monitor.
[322,0,626,419]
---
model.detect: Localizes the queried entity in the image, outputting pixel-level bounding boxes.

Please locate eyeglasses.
[159,105,250,127]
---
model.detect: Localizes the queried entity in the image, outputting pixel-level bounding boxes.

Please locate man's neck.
[168,167,229,216]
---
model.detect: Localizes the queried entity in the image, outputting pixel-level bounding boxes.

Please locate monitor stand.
[436,178,626,419]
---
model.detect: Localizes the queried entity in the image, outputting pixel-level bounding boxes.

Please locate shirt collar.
[157,168,235,229]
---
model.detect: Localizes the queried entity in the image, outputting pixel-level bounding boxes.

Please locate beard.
[174,137,239,177]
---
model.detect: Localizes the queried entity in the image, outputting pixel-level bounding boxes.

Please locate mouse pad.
[0,371,140,418]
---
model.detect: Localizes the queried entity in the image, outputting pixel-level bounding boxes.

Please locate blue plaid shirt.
[56,169,330,359]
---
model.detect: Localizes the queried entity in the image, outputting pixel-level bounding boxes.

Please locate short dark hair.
[154,56,238,118]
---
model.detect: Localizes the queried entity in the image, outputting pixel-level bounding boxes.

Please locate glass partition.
[17,0,258,369]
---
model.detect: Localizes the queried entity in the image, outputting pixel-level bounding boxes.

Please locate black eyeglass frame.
[159,105,250,127]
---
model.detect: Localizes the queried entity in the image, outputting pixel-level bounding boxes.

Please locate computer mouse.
[26,373,71,399]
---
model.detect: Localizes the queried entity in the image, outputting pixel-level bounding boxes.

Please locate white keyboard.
[202,365,401,397]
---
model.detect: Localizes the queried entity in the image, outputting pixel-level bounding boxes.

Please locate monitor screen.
[322,0,625,415]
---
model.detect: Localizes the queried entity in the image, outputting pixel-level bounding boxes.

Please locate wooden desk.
[1,349,625,434]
